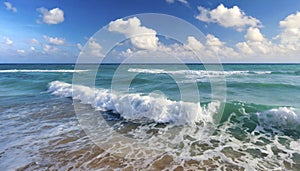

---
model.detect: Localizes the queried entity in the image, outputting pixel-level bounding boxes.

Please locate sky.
[1,0,300,63]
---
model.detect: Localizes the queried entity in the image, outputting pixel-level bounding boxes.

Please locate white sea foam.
[128,68,250,76]
[48,81,219,125]
[128,68,274,78]
[252,71,272,74]
[256,107,300,129]
[0,69,88,73]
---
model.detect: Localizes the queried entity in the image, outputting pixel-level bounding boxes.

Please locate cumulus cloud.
[42,44,60,54]
[184,36,204,51]
[30,47,35,51]
[205,34,238,57]
[5,37,13,45]
[236,27,275,56]
[183,35,237,58]
[86,40,102,57]
[37,7,64,25]
[108,17,159,50]
[99,10,300,62]
[244,27,264,42]
[31,38,39,44]
[119,43,198,63]
[43,36,65,45]
[78,39,103,59]
[278,12,300,46]
[119,34,238,63]
[236,42,254,55]
[4,2,17,13]
[196,4,261,31]
[235,12,300,59]
[115,10,300,62]
[205,34,224,47]
[236,41,272,55]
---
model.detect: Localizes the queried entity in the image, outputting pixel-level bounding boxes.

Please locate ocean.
[0,64,300,170]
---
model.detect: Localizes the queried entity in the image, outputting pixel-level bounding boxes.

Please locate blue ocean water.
[0,64,300,170]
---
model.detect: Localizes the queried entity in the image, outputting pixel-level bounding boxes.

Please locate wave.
[256,107,300,130]
[47,81,300,131]
[250,71,272,74]
[128,68,249,76]
[0,69,88,73]
[47,81,219,125]
[128,68,300,76]
[127,68,276,77]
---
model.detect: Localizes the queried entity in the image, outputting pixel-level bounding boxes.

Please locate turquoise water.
[1,64,300,170]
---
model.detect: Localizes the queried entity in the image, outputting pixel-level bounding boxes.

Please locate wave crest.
[0,69,88,73]
[47,81,219,125]
[257,107,300,129]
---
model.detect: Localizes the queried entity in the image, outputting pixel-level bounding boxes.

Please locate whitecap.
[47,81,219,125]
[0,69,88,73]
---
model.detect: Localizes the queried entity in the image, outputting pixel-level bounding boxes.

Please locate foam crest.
[129,68,277,76]
[128,68,250,77]
[48,81,219,125]
[0,69,88,73]
[256,107,300,129]
[252,71,272,74]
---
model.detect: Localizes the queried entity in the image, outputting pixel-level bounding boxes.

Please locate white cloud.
[236,41,272,55]
[119,35,238,62]
[5,37,13,45]
[233,12,300,59]
[31,38,39,44]
[236,42,254,55]
[205,34,224,47]
[244,27,264,42]
[87,40,102,57]
[196,7,210,22]
[77,43,83,51]
[79,39,103,59]
[236,27,275,56]
[184,36,204,51]
[17,49,25,54]
[43,44,51,52]
[205,34,238,58]
[278,12,300,46]
[166,0,174,3]
[178,0,188,5]
[90,11,300,62]
[108,17,159,50]
[37,7,64,25]
[4,2,17,13]
[119,43,197,63]
[43,44,58,52]
[114,12,300,62]
[196,4,261,31]
[30,47,35,51]
[43,36,65,45]
[166,0,188,5]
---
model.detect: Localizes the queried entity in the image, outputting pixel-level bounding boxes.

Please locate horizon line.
[1,62,300,65]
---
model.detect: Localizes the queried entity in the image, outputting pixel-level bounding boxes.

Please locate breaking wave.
[47,81,219,125]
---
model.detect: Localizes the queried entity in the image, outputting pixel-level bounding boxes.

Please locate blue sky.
[1,0,300,63]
